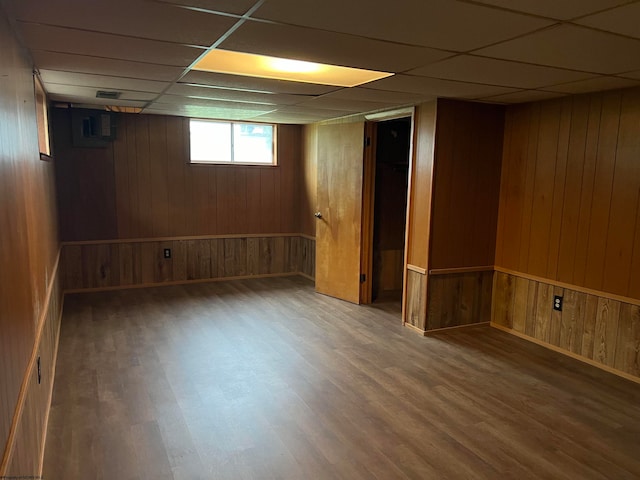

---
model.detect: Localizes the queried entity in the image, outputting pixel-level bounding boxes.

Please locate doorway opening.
[370,117,411,304]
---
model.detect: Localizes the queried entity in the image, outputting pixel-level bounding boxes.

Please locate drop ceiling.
[2,0,640,123]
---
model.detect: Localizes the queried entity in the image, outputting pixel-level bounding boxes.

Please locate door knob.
[314,212,323,219]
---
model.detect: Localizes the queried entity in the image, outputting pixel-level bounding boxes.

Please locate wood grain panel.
[426,271,493,331]
[0,10,61,476]
[430,100,504,270]
[405,270,427,331]
[496,87,640,300]
[406,101,437,269]
[60,235,315,291]
[53,113,302,241]
[492,271,640,380]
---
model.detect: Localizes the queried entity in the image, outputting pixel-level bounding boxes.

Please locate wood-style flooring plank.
[44,277,640,480]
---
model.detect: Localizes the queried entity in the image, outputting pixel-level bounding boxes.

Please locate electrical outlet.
[553,295,563,311]
[163,248,171,259]
[37,356,41,384]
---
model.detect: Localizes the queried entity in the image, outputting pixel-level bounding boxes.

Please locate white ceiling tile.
[253,0,553,52]
[19,23,204,66]
[475,24,640,74]
[39,70,169,93]
[271,105,354,118]
[154,0,258,15]
[479,89,567,103]
[45,84,157,101]
[181,71,340,95]
[293,96,398,113]
[6,0,236,47]
[221,20,453,73]
[365,74,519,98]
[249,112,330,124]
[48,95,148,108]
[407,55,596,89]
[319,87,430,104]
[168,84,311,105]
[32,51,184,81]
[577,3,640,39]
[471,0,632,20]
[544,76,640,94]
[153,95,278,110]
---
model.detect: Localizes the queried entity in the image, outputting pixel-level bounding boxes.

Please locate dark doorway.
[371,117,411,303]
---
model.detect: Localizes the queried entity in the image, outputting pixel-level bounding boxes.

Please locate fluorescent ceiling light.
[193,49,393,87]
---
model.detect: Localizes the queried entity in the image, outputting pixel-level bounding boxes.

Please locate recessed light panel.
[193,49,393,87]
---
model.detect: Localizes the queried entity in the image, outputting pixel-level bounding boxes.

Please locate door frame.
[360,107,416,305]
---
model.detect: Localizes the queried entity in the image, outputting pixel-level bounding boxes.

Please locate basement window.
[34,75,51,158]
[189,119,276,165]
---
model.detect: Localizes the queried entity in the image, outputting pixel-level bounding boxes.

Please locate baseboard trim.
[1,248,61,475]
[490,322,640,386]
[424,321,490,335]
[403,322,427,335]
[297,272,315,282]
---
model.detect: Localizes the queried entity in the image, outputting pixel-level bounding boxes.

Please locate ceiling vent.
[96,90,121,99]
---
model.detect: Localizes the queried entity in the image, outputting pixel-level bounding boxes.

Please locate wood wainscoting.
[492,270,640,382]
[2,256,63,478]
[61,234,316,292]
[426,269,493,331]
[404,267,427,332]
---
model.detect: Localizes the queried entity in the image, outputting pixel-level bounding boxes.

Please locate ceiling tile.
[19,23,204,66]
[153,95,277,109]
[44,84,158,101]
[471,0,632,20]
[181,71,340,95]
[318,87,429,104]
[479,89,567,103]
[249,112,332,124]
[144,105,275,121]
[293,96,399,113]
[475,24,640,74]
[32,51,184,81]
[577,3,640,39]
[220,20,453,73]
[253,0,552,52]
[407,55,596,89]
[6,0,236,47]
[544,76,640,94]
[39,70,169,93]
[365,74,519,98]
[48,95,147,108]
[168,84,310,105]
[153,0,258,15]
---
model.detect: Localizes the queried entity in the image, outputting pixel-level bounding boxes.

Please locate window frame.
[189,118,277,167]
[34,74,52,160]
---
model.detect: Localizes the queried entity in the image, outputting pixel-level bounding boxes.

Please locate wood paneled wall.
[406,101,437,270]
[53,110,302,241]
[427,271,493,330]
[493,271,640,380]
[61,235,315,291]
[404,100,504,332]
[299,125,318,238]
[430,100,504,270]
[496,89,640,300]
[0,9,61,477]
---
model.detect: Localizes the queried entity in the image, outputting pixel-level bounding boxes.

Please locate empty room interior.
[2,0,640,478]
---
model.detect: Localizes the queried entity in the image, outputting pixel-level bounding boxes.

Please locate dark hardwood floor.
[44,276,640,479]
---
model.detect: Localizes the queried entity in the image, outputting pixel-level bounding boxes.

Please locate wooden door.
[315,122,365,304]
